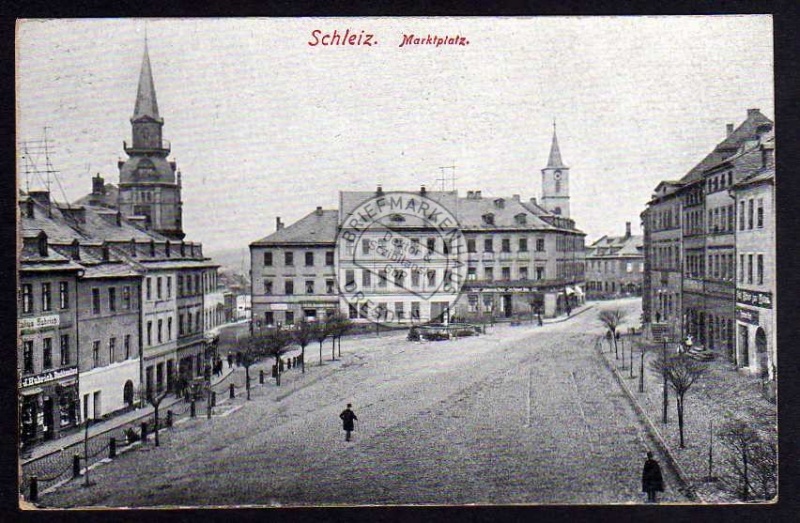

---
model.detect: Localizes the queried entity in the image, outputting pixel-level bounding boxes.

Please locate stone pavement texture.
[37,301,686,507]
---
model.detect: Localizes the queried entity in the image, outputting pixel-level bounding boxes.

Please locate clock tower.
[540,122,570,218]
[117,40,185,240]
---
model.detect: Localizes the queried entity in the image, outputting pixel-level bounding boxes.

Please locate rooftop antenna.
[437,165,456,192]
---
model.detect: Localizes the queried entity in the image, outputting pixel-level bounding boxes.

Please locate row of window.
[466,265,547,281]
[650,206,680,232]
[145,273,209,302]
[651,242,681,271]
[683,252,765,284]
[144,310,204,346]
[91,286,136,315]
[90,335,134,369]
[739,198,765,231]
[706,170,734,194]
[739,253,766,285]
[264,278,336,295]
[347,301,423,321]
[20,281,70,314]
[683,208,704,236]
[263,250,335,268]
[587,260,644,274]
[21,334,71,375]
[706,204,736,234]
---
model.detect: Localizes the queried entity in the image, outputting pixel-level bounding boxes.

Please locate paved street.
[39,298,685,507]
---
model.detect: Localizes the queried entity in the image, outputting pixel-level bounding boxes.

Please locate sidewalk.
[597,333,776,503]
[22,364,237,465]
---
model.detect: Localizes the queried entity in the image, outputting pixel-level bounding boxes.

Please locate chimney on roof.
[70,239,80,260]
[420,185,427,196]
[625,221,632,238]
[29,191,51,216]
[726,123,734,137]
[276,217,284,231]
[376,185,384,196]
[512,194,520,202]
[475,190,481,199]
[530,197,537,205]
[92,174,105,195]
[315,206,323,216]
[467,191,474,199]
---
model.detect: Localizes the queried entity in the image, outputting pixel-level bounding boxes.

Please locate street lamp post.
[639,343,645,393]
[662,338,668,424]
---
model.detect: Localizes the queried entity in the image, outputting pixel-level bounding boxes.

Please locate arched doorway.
[755,327,768,379]
[123,380,134,407]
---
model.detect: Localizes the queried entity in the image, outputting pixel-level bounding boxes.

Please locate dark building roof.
[587,234,643,258]
[252,209,339,246]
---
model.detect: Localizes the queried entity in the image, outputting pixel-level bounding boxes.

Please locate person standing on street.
[339,403,358,442]
[641,451,664,503]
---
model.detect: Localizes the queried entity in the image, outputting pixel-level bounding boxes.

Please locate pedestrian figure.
[641,451,664,503]
[236,351,242,367]
[227,353,234,369]
[339,403,358,442]
[655,311,661,323]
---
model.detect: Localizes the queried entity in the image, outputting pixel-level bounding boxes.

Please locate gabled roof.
[587,234,643,259]
[679,109,772,184]
[456,196,557,231]
[252,209,339,246]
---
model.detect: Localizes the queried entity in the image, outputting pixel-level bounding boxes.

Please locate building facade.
[250,127,586,325]
[585,223,644,299]
[642,109,775,387]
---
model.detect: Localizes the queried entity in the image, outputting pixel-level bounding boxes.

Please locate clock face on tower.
[554,170,562,180]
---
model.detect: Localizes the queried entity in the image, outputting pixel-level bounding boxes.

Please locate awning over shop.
[565,286,576,295]
[574,285,585,296]
[20,387,43,396]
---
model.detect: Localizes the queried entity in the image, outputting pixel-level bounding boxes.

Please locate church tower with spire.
[117,39,184,240]
[540,122,570,218]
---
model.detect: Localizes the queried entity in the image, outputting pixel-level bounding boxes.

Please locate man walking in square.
[641,451,664,503]
[339,403,358,442]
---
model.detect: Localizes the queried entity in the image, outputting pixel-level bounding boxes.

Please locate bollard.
[260,370,264,384]
[29,476,38,503]
[141,421,148,442]
[190,399,196,418]
[109,437,117,459]
[229,383,235,399]
[166,410,173,427]
[73,453,81,478]
[211,391,217,407]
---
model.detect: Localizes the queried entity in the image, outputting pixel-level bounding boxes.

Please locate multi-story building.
[732,133,775,386]
[19,197,83,446]
[250,209,339,329]
[642,109,774,374]
[250,126,586,324]
[585,222,644,299]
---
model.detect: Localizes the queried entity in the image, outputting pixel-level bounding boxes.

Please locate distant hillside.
[205,246,250,274]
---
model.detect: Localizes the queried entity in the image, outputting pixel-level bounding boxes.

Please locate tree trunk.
[613,330,618,359]
[301,346,305,373]
[246,366,251,399]
[332,337,336,361]
[677,396,685,448]
[319,341,323,366]
[338,336,341,358]
[275,357,281,386]
[154,403,160,447]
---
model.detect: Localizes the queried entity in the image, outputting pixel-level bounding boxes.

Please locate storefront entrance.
[502,295,513,318]
[738,324,750,367]
[42,397,54,441]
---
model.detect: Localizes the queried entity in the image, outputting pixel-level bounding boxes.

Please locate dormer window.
[482,213,495,225]
[493,198,505,209]
[514,213,527,225]
[37,232,48,257]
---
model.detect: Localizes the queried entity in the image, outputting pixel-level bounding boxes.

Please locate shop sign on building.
[736,289,773,309]
[20,366,78,388]
[18,314,60,334]
[736,306,760,325]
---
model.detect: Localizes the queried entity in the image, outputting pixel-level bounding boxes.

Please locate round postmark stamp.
[336,190,466,326]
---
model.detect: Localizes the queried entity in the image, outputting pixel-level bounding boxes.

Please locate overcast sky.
[17,17,773,256]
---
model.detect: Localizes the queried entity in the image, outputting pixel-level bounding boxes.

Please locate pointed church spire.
[547,120,565,169]
[132,39,162,122]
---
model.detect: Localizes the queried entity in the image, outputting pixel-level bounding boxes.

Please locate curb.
[596,342,704,503]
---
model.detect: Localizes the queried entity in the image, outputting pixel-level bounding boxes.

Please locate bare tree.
[314,319,329,366]
[293,319,314,373]
[262,328,293,386]
[649,352,708,448]
[598,308,626,358]
[235,335,261,400]
[719,418,777,501]
[327,313,353,359]
[145,371,176,447]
